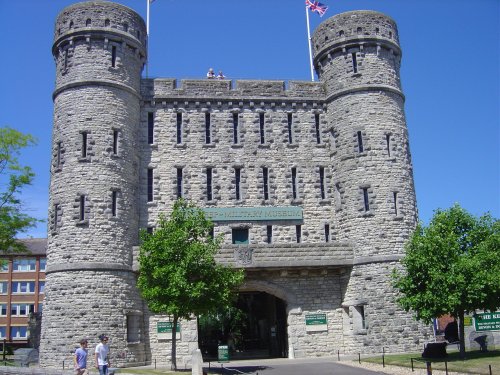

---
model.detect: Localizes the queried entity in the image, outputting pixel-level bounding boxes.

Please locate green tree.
[393,204,500,358]
[0,127,40,252]
[137,199,244,370]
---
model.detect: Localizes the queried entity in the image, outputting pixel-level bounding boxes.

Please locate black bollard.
[445,361,448,375]
[337,350,340,361]
[358,353,361,364]
[411,358,414,372]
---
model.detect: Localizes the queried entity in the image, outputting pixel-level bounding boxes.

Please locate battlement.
[54,1,147,47]
[312,10,400,62]
[141,78,325,101]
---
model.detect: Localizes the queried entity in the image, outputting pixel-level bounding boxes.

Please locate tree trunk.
[458,310,466,359]
[171,315,178,371]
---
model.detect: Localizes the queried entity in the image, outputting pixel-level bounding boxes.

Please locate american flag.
[305,0,328,17]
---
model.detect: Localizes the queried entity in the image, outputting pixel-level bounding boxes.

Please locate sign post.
[218,345,229,363]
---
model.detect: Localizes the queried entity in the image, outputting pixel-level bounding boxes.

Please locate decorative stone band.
[53,79,141,101]
[352,254,403,266]
[313,36,401,67]
[52,28,146,57]
[46,262,132,274]
[326,84,405,102]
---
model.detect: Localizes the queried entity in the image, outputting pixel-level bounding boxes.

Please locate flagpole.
[146,0,150,77]
[305,6,315,82]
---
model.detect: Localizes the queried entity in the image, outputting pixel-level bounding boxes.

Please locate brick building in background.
[0,239,46,347]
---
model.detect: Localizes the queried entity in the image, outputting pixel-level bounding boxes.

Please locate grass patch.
[361,349,500,375]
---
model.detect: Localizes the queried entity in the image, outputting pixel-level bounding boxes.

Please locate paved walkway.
[203,357,385,375]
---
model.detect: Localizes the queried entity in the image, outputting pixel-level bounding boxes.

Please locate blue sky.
[1,0,498,239]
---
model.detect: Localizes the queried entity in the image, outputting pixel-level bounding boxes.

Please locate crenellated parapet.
[140,79,325,102]
[52,1,147,95]
[312,11,402,96]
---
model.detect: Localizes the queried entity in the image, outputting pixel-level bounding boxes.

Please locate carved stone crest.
[234,247,253,265]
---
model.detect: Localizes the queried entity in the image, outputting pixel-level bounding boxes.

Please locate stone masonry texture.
[40,1,432,369]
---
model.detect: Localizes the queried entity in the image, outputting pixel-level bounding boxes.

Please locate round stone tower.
[40,1,147,367]
[312,11,427,352]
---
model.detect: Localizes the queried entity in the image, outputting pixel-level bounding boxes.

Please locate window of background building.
[13,259,36,272]
[12,281,35,294]
[11,304,35,317]
[11,326,28,340]
[0,304,7,316]
[0,262,8,272]
[232,228,249,245]
[39,258,46,272]
[0,282,7,294]
[0,327,5,339]
[39,281,45,294]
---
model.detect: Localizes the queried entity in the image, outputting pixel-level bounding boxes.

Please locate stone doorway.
[198,291,288,360]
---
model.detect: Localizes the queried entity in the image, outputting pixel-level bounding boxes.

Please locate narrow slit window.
[64,49,69,70]
[81,132,88,157]
[363,187,370,212]
[56,142,62,168]
[393,192,398,215]
[111,191,117,217]
[352,52,358,73]
[235,168,241,201]
[291,167,297,199]
[357,131,364,153]
[209,227,214,239]
[111,46,117,67]
[54,204,59,230]
[315,114,321,144]
[266,225,272,244]
[287,113,293,144]
[296,225,302,243]
[113,130,119,155]
[176,112,182,144]
[359,306,366,329]
[259,113,265,144]
[147,112,154,144]
[147,169,153,202]
[206,168,213,201]
[319,166,326,199]
[205,112,211,144]
[79,195,85,221]
[233,113,239,144]
[176,168,183,199]
[324,224,330,243]
[262,167,269,201]
[386,134,391,157]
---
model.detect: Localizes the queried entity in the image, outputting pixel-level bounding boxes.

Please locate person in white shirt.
[94,334,110,375]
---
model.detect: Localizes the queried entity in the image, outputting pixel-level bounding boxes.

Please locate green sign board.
[218,345,229,362]
[474,312,500,331]
[157,322,180,333]
[203,207,303,222]
[305,313,327,326]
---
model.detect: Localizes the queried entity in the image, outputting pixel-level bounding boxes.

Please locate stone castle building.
[40,0,431,368]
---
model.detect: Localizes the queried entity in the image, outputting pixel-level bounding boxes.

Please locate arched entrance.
[198,286,290,360]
